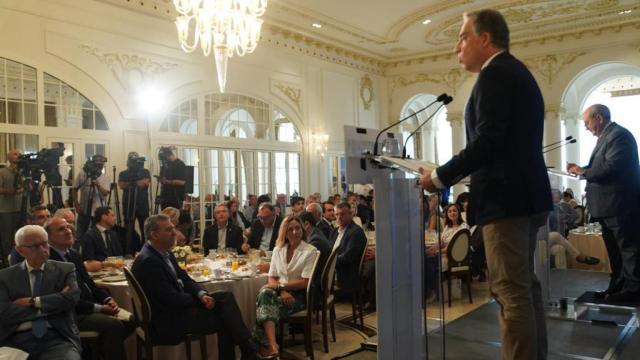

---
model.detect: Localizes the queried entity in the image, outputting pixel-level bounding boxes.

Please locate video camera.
[158,146,174,163]
[16,147,65,179]
[83,155,107,180]
[127,154,146,170]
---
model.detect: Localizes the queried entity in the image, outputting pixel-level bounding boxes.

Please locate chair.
[79,331,100,360]
[278,252,321,360]
[122,267,207,360]
[320,249,339,353]
[444,229,473,307]
[349,243,369,327]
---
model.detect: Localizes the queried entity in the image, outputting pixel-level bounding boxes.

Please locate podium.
[344,126,439,359]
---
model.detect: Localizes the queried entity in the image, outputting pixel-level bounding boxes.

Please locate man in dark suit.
[203,204,245,255]
[300,211,331,305]
[243,203,282,253]
[330,202,367,292]
[0,225,81,359]
[131,214,257,360]
[567,104,640,302]
[420,10,552,360]
[320,201,336,238]
[81,206,124,272]
[46,217,133,359]
[307,202,333,239]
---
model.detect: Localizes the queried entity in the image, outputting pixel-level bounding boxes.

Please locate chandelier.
[173,0,268,93]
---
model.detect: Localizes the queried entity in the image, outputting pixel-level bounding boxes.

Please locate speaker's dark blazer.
[581,122,640,218]
[247,216,282,251]
[317,218,334,240]
[202,222,245,255]
[81,226,124,261]
[437,52,552,225]
[130,243,205,345]
[0,260,81,351]
[329,222,367,291]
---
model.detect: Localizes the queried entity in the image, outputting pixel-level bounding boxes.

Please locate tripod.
[75,176,104,236]
[121,168,148,254]
[107,166,122,225]
[153,162,167,215]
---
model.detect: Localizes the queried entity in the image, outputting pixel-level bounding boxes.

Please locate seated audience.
[548,231,599,269]
[307,202,333,240]
[176,209,194,244]
[47,218,132,360]
[244,203,282,253]
[131,215,257,360]
[290,196,305,217]
[0,225,81,360]
[243,194,257,223]
[228,197,251,230]
[28,205,51,226]
[275,193,288,216]
[299,211,331,305]
[81,206,124,272]
[455,192,471,224]
[321,201,336,236]
[161,206,187,245]
[253,216,319,358]
[330,202,367,292]
[203,204,244,255]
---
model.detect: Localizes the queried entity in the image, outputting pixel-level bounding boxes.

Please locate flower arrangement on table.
[172,245,192,262]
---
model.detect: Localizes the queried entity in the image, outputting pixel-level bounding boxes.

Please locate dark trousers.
[597,210,640,293]
[4,329,80,360]
[123,208,148,253]
[77,312,135,360]
[186,291,252,360]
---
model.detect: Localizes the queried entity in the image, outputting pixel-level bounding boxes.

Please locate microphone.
[402,95,453,159]
[543,136,573,149]
[543,139,577,154]
[373,93,448,156]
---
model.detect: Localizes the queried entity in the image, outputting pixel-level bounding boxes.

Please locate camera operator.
[0,149,23,268]
[72,154,110,237]
[118,152,150,250]
[158,147,186,210]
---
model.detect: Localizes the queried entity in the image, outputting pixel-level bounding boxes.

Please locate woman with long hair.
[253,216,319,358]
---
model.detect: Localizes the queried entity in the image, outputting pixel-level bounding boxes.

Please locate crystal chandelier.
[173,0,268,93]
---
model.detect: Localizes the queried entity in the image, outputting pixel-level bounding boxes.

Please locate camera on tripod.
[126,153,147,182]
[83,155,107,180]
[16,147,65,179]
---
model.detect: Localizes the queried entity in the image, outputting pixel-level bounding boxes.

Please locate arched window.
[160,98,197,134]
[217,108,255,138]
[400,94,449,164]
[0,57,37,126]
[273,111,300,142]
[43,73,108,130]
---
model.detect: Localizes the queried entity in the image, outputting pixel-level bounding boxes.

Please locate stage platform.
[335,269,638,359]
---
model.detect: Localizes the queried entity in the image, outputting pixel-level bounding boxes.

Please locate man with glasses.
[0,149,22,268]
[243,203,282,253]
[0,225,81,359]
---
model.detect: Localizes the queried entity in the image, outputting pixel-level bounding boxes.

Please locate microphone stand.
[543,139,577,154]
[402,103,447,159]
[543,136,573,149]
[373,93,447,156]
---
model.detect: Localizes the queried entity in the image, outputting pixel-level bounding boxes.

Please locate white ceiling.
[97,0,640,62]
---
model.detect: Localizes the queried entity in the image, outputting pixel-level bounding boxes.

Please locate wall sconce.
[312,133,329,158]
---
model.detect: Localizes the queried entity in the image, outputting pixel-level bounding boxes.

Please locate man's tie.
[104,230,113,256]
[31,269,47,338]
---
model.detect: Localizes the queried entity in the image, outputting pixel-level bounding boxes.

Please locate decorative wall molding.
[270,80,302,114]
[360,74,374,110]
[80,45,179,91]
[524,51,586,86]
[389,67,473,100]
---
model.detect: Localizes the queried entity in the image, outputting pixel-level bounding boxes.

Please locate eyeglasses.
[21,241,50,250]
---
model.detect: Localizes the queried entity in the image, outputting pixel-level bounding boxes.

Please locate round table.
[96,271,268,360]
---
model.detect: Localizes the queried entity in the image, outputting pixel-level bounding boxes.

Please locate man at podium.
[567,104,640,302]
[420,9,552,360]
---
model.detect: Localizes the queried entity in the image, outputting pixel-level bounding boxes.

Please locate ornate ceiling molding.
[523,51,586,86]
[80,44,179,91]
[270,80,302,114]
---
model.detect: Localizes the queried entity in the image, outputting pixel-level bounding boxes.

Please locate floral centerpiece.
[172,245,192,264]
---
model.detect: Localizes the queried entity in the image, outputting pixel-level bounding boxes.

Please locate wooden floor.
[282,280,492,359]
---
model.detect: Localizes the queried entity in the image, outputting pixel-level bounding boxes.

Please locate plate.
[192,276,211,283]
[101,275,126,282]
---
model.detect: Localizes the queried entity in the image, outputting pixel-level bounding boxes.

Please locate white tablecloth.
[97,274,268,360]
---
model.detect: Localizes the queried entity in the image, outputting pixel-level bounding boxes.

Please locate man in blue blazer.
[203,204,245,255]
[330,202,367,292]
[244,203,282,253]
[420,10,552,360]
[132,214,257,360]
[567,104,640,302]
[81,206,124,272]
[0,225,81,359]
